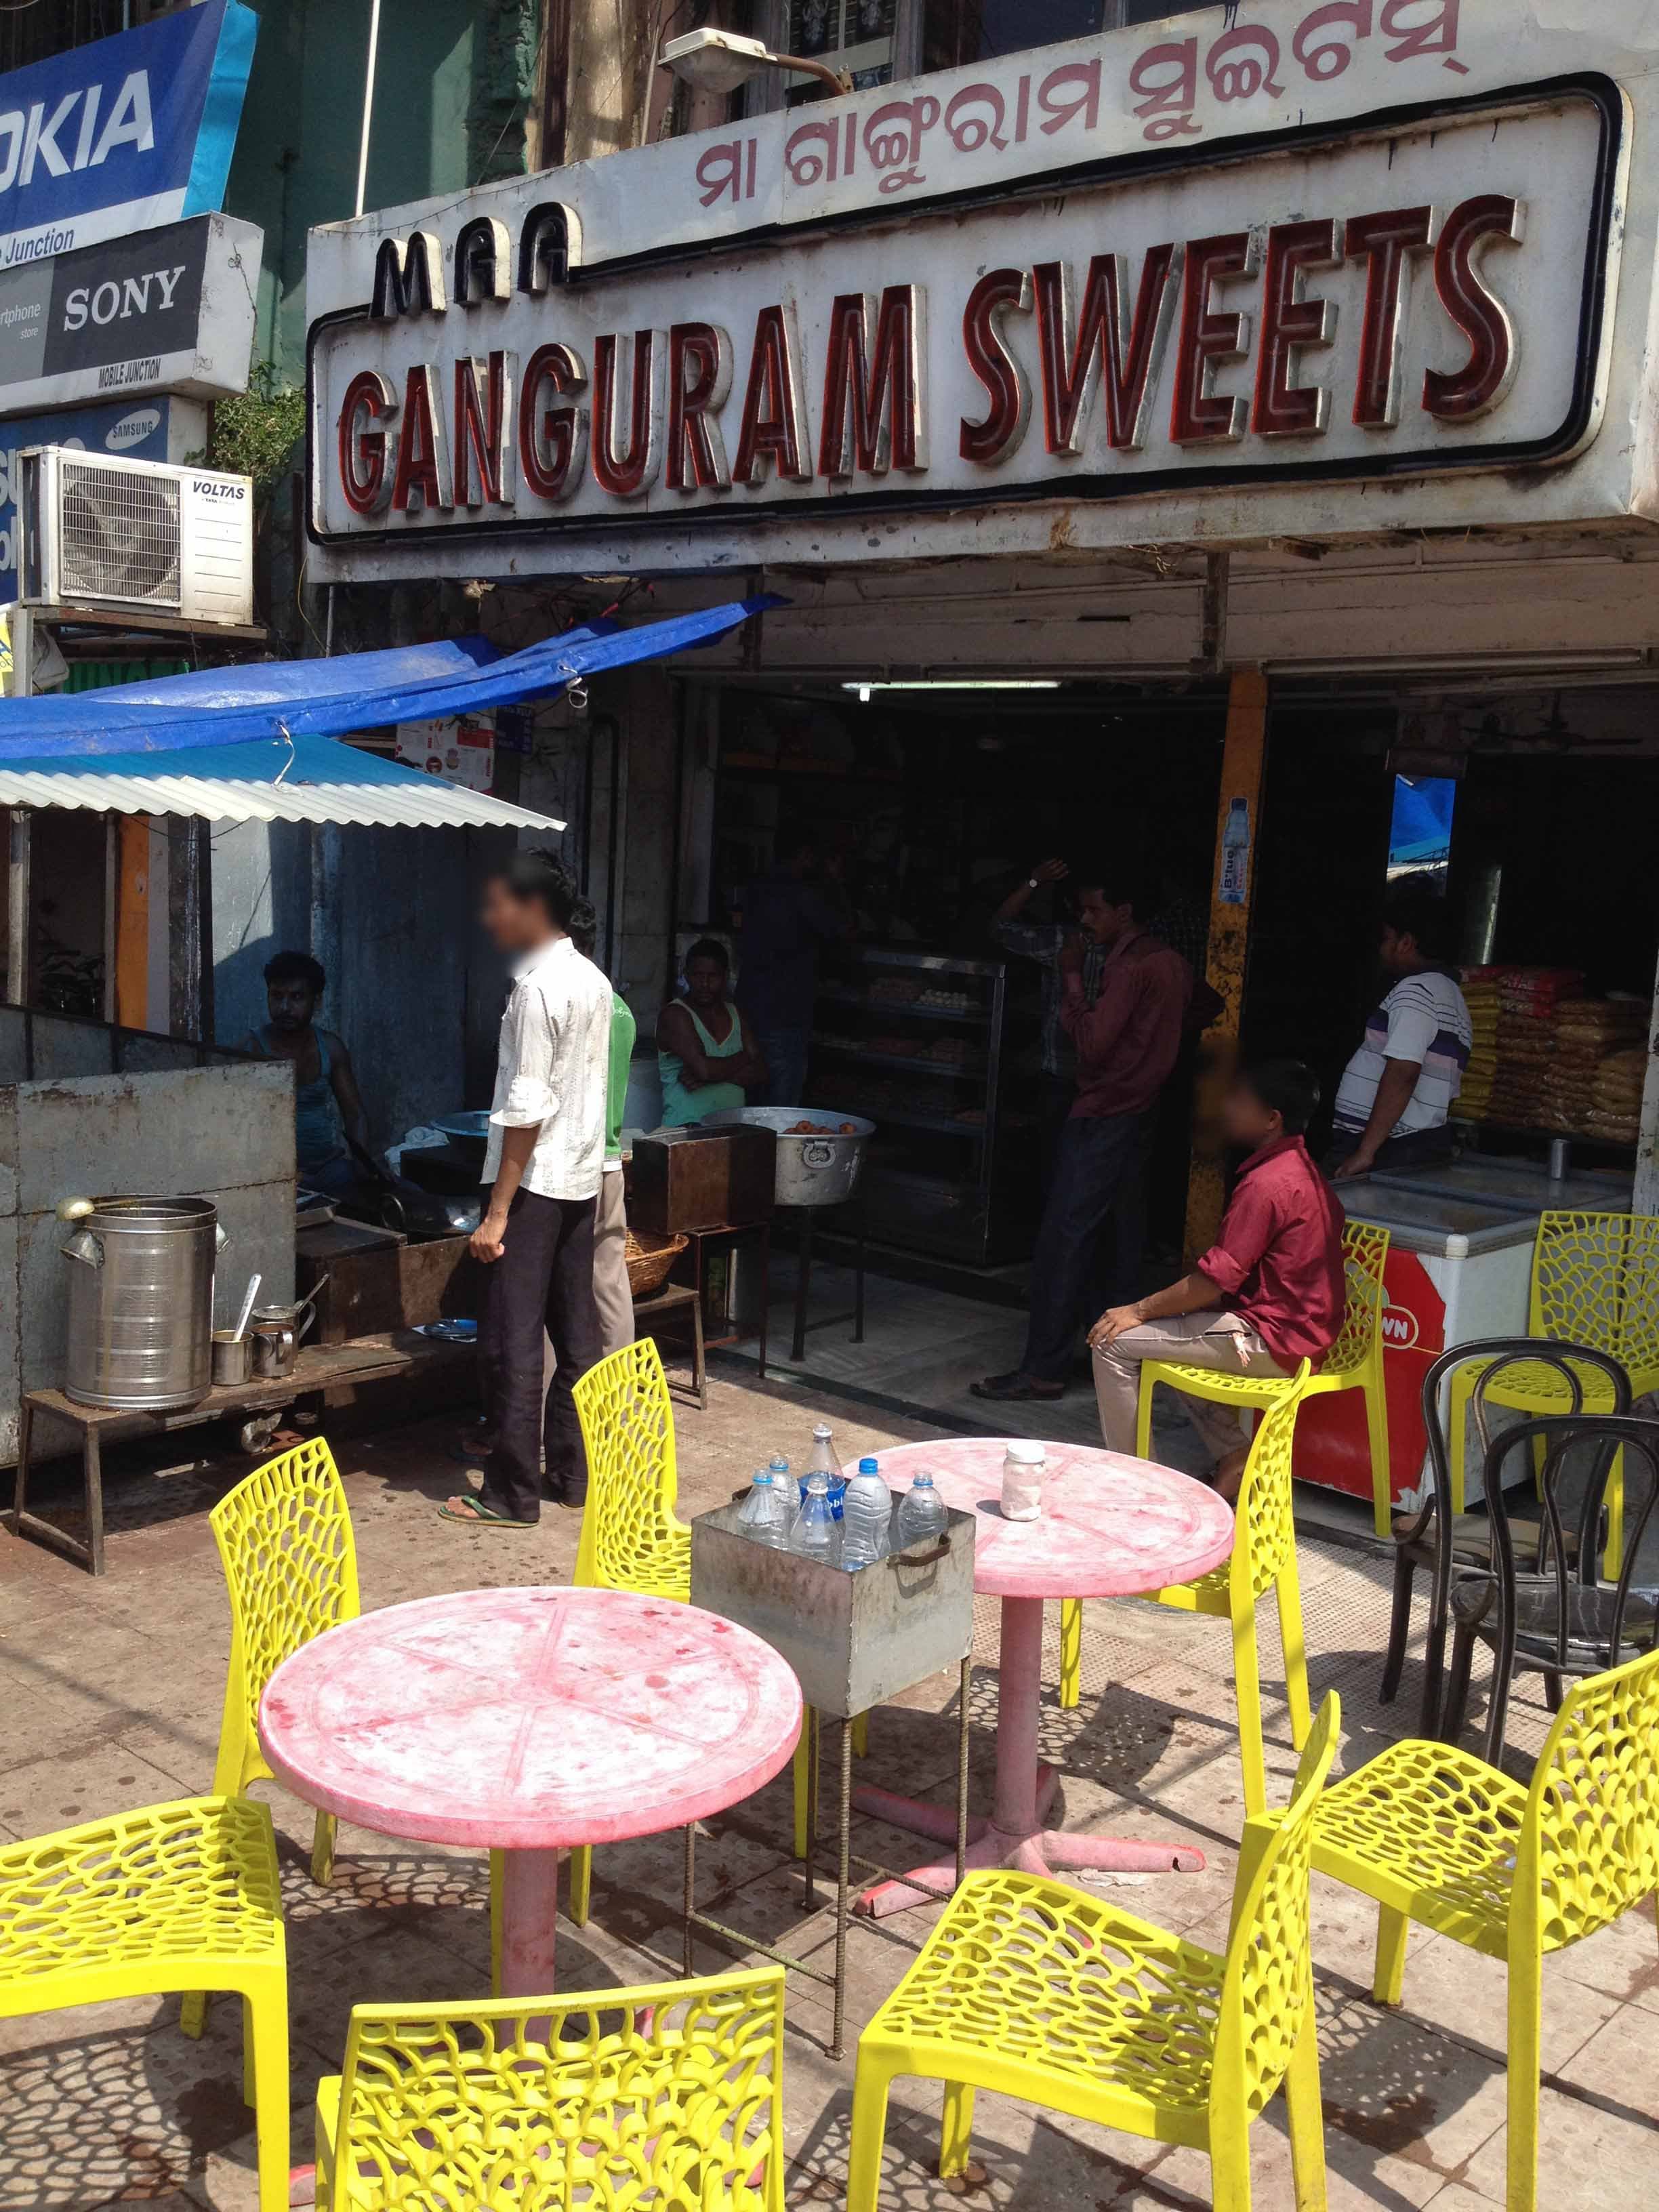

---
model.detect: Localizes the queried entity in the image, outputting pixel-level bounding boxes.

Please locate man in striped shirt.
[1330,884,1473,1181]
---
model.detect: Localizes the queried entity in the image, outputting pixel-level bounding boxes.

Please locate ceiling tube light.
[840,680,1063,693]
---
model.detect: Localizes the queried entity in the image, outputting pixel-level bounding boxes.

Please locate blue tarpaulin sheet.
[0,601,772,766]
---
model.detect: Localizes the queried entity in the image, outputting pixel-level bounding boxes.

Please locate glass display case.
[806,947,1021,1264]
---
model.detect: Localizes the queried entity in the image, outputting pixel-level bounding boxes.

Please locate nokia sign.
[308,82,1624,555]
[0,1,256,268]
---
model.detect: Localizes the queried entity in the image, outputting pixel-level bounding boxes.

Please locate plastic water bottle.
[737,1468,791,1550]
[799,1429,846,1520]
[789,1469,840,1565]
[840,1456,893,1571]
[895,1470,947,1551]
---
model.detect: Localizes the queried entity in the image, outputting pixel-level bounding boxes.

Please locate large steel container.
[699,1106,874,1208]
[59,1196,222,1410]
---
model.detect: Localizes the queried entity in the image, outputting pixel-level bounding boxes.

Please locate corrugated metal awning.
[0,757,562,830]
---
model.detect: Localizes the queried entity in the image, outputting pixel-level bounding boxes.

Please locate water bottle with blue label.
[800,1425,846,1519]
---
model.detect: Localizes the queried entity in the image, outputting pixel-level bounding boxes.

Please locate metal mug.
[211,1330,251,1386]
[249,1319,298,1380]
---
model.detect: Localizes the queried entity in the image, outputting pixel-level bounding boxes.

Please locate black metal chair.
[1379,1338,1630,1736]
[1440,1411,1659,1767]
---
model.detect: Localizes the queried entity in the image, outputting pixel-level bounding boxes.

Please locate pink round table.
[851,1439,1233,1916]
[259,1585,802,1995]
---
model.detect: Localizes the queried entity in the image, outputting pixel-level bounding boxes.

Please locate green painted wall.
[226,1,537,386]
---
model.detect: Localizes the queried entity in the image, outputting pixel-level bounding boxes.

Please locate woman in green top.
[657,937,767,1125]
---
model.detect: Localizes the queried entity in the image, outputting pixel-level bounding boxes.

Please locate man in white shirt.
[443,850,613,1528]
[1330,882,1473,1182]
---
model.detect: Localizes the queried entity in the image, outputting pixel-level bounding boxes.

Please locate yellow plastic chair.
[1136,1364,1314,1816]
[0,1796,289,2211]
[571,1340,830,1898]
[1060,1226,1389,1713]
[202,1435,362,1887]
[847,1692,1340,2212]
[314,1964,785,2212]
[569,1338,695,1929]
[1306,1643,1659,2212]
[1445,1212,1659,1563]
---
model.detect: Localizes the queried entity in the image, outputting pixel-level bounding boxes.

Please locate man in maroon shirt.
[1089,1060,1347,1498]
[975,861,1195,1403]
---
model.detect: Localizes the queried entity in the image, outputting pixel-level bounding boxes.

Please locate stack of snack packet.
[1488,969,1584,1128]
[1458,967,1502,1120]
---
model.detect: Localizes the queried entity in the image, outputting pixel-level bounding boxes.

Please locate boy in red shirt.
[1090,1060,1346,1500]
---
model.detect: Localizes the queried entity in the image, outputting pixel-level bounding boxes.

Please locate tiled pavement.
[1,1356,1654,2209]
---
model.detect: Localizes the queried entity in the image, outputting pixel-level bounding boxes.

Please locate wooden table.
[851,1437,1234,1917]
[259,1585,801,1996]
[8,1331,469,1576]
[632,1280,708,1409]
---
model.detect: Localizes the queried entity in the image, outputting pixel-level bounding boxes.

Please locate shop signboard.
[0,212,262,415]
[0,1,257,270]
[0,393,205,580]
[396,714,496,792]
[309,82,1623,559]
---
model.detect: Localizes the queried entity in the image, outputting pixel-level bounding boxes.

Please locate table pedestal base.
[853,1595,1206,1919]
[498,1847,561,1998]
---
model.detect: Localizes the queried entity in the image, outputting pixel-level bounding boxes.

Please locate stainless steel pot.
[700,1107,874,1208]
[58,1195,224,1410]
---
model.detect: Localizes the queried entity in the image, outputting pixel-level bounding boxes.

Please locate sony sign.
[307,83,1622,555]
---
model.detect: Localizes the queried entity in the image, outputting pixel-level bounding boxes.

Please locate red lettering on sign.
[943,82,1007,156]
[695,138,756,207]
[1252,219,1340,436]
[390,364,451,512]
[960,268,1033,466]
[1171,233,1256,444]
[453,351,514,507]
[863,94,939,197]
[592,329,663,497]
[1036,57,1101,137]
[1129,38,1201,142]
[666,323,733,493]
[819,286,928,479]
[518,342,588,501]
[338,369,396,516]
[1425,194,1524,419]
[733,304,811,485]
[1032,247,1178,457]
[1206,22,1286,102]
[1380,0,1467,73]
[1345,205,1434,428]
[1293,1,1373,83]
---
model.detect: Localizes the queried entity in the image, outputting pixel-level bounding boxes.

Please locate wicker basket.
[626,1228,688,1298]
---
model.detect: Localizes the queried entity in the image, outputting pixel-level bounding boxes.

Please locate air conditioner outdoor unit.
[18,447,253,626]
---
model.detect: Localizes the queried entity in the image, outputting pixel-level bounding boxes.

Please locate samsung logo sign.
[107,405,161,449]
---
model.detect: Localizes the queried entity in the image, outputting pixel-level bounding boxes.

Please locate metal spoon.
[233,1273,262,1341]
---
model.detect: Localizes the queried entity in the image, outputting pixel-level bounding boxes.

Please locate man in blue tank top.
[248,951,371,1204]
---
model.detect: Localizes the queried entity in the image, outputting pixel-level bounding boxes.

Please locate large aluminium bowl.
[699,1106,874,1208]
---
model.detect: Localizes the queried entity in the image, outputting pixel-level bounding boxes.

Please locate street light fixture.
[659,26,852,99]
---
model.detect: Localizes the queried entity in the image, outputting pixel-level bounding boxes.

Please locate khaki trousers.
[1092,1311,1289,1468]
[592,1168,634,1357]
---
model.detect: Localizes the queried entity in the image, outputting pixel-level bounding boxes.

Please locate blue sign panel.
[0,394,201,579]
[0,1,256,271]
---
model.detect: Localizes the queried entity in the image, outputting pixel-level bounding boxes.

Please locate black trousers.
[477,1188,600,1522]
[1019,1109,1156,1385]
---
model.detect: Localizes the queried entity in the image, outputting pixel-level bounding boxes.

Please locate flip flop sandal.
[970,1375,1065,1402]
[438,1497,535,1529]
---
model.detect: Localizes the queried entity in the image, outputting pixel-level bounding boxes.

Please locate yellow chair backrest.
[329,1966,785,2212]
[1532,1211,1659,1378]
[209,1437,360,1790]
[1231,1362,1313,1606]
[1214,1691,1340,2124]
[1325,1221,1390,1379]
[1521,1643,1659,1954]
[572,1337,689,1597]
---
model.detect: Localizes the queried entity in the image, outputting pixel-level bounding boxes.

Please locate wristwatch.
[1027,874,1039,889]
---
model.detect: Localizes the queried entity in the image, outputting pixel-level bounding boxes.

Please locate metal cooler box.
[690,1499,976,1719]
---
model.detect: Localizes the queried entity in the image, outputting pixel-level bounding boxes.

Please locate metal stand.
[788,1202,867,1366]
[682,1656,971,2059]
